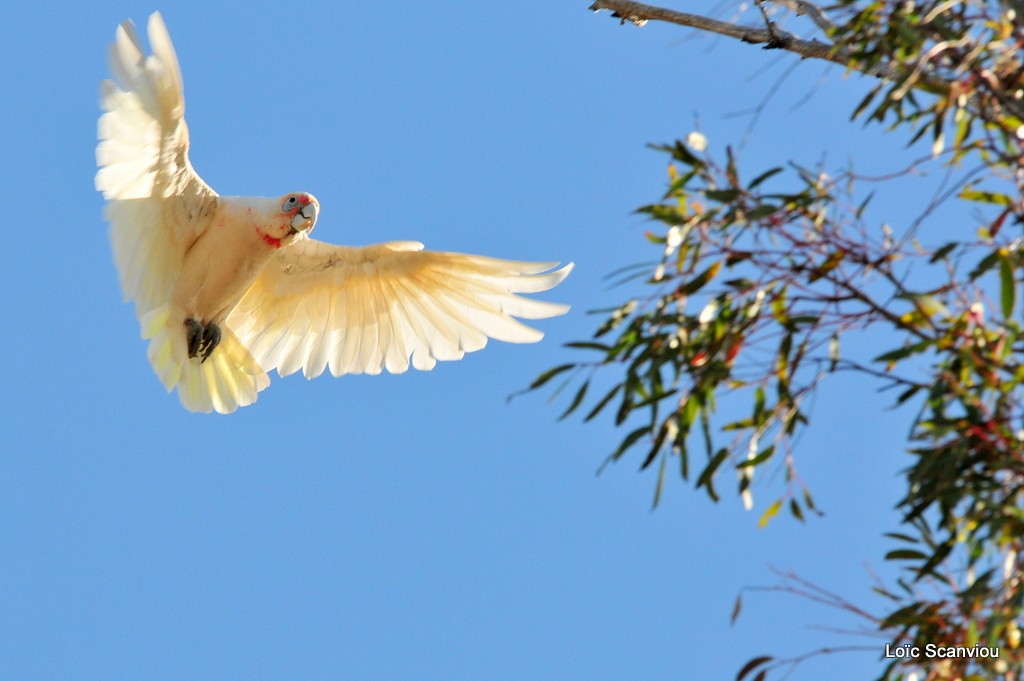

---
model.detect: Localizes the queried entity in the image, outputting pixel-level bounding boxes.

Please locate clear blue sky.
[2,2,936,679]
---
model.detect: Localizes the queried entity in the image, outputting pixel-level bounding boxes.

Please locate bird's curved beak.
[291,199,318,232]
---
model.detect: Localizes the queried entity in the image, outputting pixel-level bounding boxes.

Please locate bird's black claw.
[200,323,221,363]
[185,319,222,362]
[185,319,205,358]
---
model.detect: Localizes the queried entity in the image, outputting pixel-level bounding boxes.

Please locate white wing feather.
[96,12,216,317]
[227,238,573,379]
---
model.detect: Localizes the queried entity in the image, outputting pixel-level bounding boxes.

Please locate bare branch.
[588,0,908,81]
[590,0,842,62]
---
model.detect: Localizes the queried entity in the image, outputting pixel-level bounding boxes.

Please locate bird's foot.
[185,319,222,363]
[185,319,204,358]
[200,323,221,363]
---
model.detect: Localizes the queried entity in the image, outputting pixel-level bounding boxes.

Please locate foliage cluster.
[538,1,1024,678]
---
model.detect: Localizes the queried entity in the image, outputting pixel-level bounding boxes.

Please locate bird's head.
[281,192,319,236]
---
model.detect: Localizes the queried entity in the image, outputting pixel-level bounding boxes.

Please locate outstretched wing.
[227,238,573,378]
[96,12,217,317]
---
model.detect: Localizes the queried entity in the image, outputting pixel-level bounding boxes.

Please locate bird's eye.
[282,196,297,211]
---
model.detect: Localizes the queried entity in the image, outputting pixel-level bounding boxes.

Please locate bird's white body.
[171,196,298,326]
[97,13,572,413]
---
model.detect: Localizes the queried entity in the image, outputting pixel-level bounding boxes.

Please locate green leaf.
[789,498,804,522]
[929,241,958,263]
[787,315,821,328]
[880,602,924,628]
[770,288,788,323]
[679,262,722,295]
[746,205,778,221]
[851,84,881,120]
[705,189,740,202]
[584,384,622,422]
[736,445,776,468]
[615,389,634,426]
[758,500,782,528]
[855,191,874,219]
[640,422,671,470]
[969,250,1001,280]
[696,448,730,502]
[807,250,845,282]
[667,140,701,166]
[609,426,650,463]
[725,278,756,290]
[915,542,953,580]
[895,386,922,405]
[953,107,972,150]
[559,381,589,421]
[960,188,1013,206]
[529,364,575,390]
[753,386,766,421]
[748,167,783,189]
[885,549,928,561]
[652,454,668,508]
[999,251,1016,318]
[564,341,611,352]
[901,293,949,319]
[633,389,680,411]
[637,204,686,224]
[874,339,933,363]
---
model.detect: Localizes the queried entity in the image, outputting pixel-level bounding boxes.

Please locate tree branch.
[589,0,844,63]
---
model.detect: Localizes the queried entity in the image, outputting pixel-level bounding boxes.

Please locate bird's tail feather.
[141,305,270,414]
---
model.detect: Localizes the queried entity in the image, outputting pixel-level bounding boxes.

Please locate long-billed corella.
[97,12,572,413]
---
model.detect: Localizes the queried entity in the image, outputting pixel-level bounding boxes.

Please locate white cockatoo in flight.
[96,13,572,414]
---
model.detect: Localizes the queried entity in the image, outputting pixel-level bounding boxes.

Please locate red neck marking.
[256,227,283,249]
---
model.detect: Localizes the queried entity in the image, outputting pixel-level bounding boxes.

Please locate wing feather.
[360,270,391,375]
[356,281,381,374]
[417,268,543,344]
[97,12,217,318]
[334,279,367,375]
[406,278,464,361]
[303,292,336,379]
[407,273,488,350]
[226,238,573,379]
[377,274,414,375]
[379,275,430,373]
